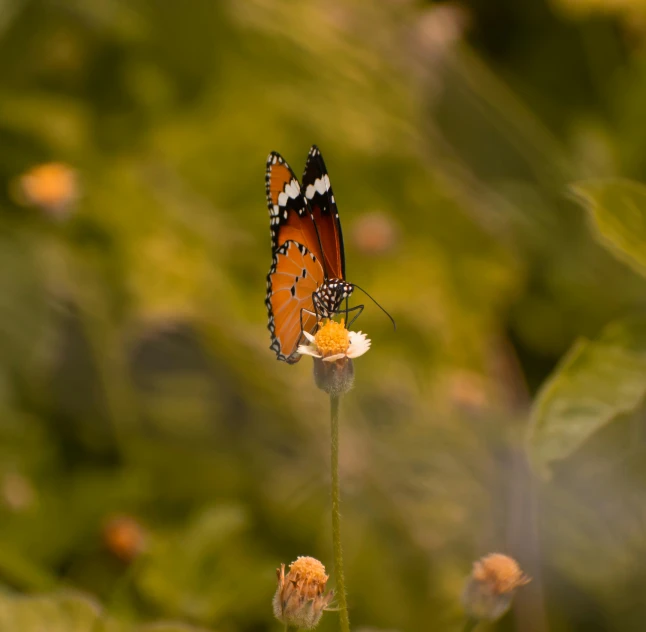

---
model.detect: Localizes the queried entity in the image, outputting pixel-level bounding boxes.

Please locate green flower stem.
[330,394,350,632]
[463,618,478,632]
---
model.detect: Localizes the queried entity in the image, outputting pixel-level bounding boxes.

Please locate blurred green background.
[2,0,646,630]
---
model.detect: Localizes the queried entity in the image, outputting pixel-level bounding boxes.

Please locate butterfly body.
[313,278,354,318]
[265,146,358,363]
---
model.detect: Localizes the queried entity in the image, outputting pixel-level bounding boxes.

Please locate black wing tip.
[268,343,302,364]
[285,352,302,364]
[267,151,285,166]
[307,145,327,170]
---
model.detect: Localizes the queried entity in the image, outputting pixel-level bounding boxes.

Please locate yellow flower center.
[314,319,350,356]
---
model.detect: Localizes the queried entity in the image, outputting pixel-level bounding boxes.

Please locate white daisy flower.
[297,320,371,361]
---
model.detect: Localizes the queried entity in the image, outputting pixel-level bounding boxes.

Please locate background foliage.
[2,0,646,630]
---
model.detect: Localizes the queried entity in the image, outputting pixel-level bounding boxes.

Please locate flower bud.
[103,514,147,563]
[273,556,334,630]
[461,553,530,622]
[14,162,79,219]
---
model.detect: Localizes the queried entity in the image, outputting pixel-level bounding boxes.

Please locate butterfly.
[264,145,362,363]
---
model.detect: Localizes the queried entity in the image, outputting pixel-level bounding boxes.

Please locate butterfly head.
[314,279,354,318]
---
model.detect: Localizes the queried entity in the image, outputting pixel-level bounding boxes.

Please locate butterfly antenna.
[353,284,396,331]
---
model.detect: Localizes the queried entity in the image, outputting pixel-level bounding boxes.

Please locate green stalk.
[330,394,350,632]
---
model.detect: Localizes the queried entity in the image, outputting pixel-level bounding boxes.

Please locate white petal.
[297,344,322,358]
[322,353,347,362]
[346,331,371,358]
[302,330,316,343]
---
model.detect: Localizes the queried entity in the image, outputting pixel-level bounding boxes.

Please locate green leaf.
[572,178,646,278]
[528,316,646,475]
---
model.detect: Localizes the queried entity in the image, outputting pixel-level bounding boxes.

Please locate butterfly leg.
[295,307,320,352]
[300,307,321,337]
[345,304,364,328]
[312,293,364,328]
[342,297,363,326]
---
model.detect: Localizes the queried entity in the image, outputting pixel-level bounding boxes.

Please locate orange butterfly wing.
[266,241,324,363]
[265,151,326,362]
[302,145,345,280]
[265,153,324,264]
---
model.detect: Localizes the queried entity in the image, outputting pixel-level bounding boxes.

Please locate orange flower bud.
[103,514,147,563]
[15,162,78,218]
[273,556,334,630]
[462,553,530,622]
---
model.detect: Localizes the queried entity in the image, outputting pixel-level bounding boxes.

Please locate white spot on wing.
[285,179,300,199]
[305,175,330,199]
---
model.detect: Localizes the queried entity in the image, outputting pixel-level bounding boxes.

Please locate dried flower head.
[15,162,78,218]
[462,553,531,622]
[273,556,334,630]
